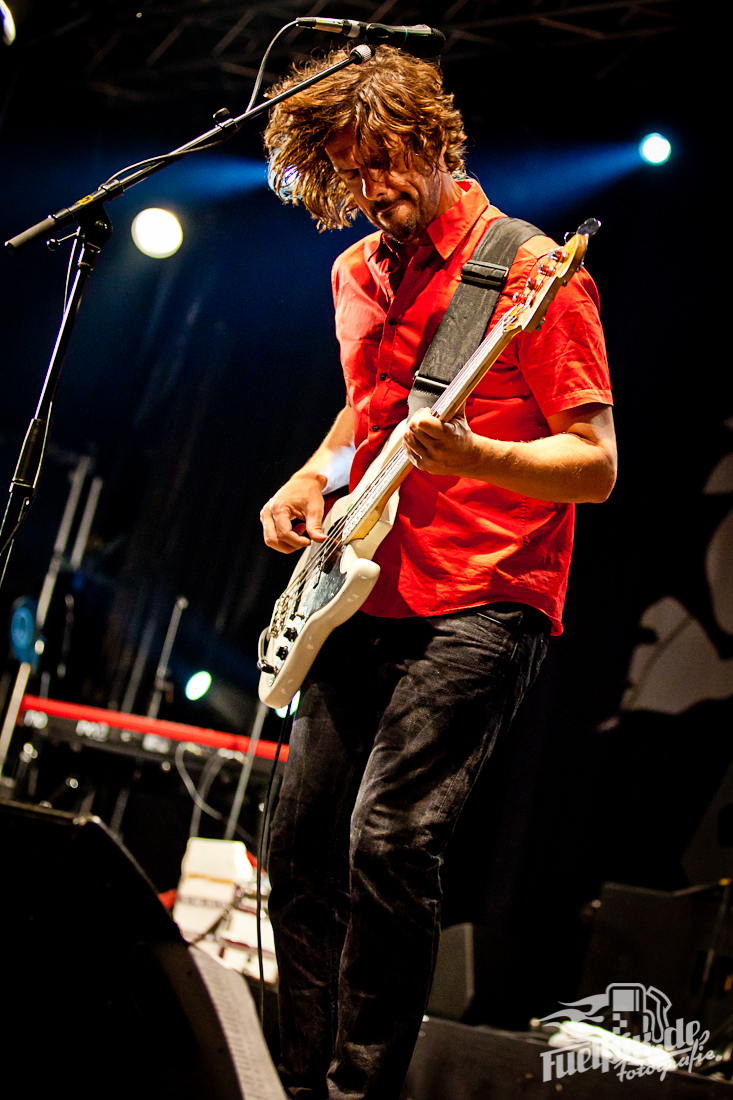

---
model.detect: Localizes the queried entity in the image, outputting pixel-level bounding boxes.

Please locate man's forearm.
[297,404,355,487]
[403,403,617,504]
[461,429,616,503]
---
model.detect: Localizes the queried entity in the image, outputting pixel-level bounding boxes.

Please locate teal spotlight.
[185,670,212,701]
[639,133,671,165]
[275,690,300,718]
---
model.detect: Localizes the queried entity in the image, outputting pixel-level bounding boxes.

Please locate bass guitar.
[258,219,598,708]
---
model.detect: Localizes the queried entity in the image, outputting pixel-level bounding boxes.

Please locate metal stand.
[0,210,111,590]
[0,454,95,780]
[147,595,189,720]
[224,699,268,840]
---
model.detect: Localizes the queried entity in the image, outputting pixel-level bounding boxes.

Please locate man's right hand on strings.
[260,471,328,553]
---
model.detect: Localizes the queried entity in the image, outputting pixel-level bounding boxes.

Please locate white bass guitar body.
[258,422,406,709]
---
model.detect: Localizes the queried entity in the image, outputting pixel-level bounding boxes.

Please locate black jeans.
[268,603,549,1100]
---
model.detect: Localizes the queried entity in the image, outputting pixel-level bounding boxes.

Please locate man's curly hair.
[264,46,467,230]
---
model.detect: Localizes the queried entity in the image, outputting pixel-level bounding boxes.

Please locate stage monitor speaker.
[579,880,733,1040]
[683,756,733,886]
[402,1016,733,1100]
[0,800,285,1100]
[427,922,508,1025]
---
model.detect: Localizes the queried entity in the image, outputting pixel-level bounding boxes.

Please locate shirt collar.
[427,179,489,259]
[365,179,489,264]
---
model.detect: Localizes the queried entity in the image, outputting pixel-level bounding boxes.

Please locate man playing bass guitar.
[259,45,616,1100]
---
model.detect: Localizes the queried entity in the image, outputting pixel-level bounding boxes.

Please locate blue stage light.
[470,143,642,220]
[162,156,268,200]
[269,165,300,200]
[639,133,671,165]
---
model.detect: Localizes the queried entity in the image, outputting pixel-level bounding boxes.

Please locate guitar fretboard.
[341,306,519,542]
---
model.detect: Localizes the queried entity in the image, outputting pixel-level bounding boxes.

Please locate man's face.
[325,126,453,244]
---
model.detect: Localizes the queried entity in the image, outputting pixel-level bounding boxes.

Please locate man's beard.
[371,196,422,243]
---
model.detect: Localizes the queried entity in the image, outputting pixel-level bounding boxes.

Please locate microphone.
[295,19,446,58]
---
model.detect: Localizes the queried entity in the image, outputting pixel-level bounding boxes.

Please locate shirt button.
[387,317,399,326]
[379,372,387,381]
[372,425,380,432]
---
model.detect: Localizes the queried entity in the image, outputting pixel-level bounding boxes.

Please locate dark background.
[0,0,727,1024]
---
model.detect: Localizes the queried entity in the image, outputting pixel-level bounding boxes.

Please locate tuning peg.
[576,217,601,237]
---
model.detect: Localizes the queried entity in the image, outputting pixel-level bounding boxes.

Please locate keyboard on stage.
[7,696,288,889]
[16,694,288,770]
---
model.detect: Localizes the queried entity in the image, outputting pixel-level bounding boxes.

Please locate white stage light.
[185,671,212,701]
[131,208,183,257]
[1,3,16,46]
[639,133,671,165]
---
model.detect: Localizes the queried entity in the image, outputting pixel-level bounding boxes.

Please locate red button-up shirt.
[331,180,612,633]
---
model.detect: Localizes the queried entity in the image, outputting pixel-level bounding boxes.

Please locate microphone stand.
[0,210,111,589]
[0,41,374,595]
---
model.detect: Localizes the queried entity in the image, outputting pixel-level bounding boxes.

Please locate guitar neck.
[433,322,516,421]
[343,317,515,542]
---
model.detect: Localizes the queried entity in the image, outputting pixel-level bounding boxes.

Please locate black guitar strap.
[407,216,544,417]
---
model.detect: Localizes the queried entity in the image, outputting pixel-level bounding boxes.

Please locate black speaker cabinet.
[0,800,284,1099]
[427,922,507,1024]
[402,1017,733,1100]
[579,881,733,1041]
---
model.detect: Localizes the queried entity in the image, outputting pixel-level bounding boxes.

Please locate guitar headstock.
[505,217,600,334]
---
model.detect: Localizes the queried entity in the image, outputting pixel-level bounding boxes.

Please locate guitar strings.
[285,454,407,606]
[277,445,408,611]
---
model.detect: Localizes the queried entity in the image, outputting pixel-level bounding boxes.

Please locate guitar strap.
[407,216,544,417]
